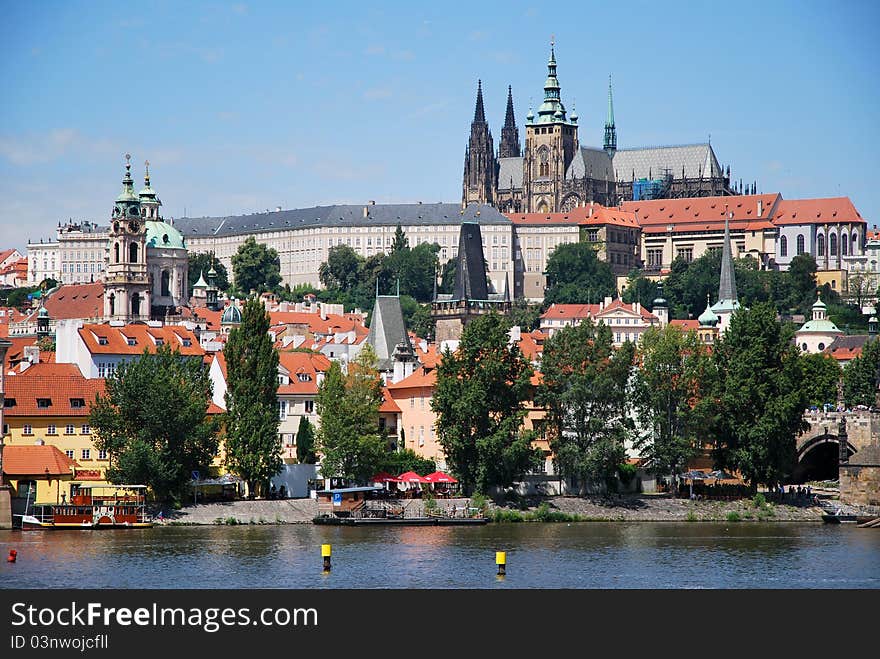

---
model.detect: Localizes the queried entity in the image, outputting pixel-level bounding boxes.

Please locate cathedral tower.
[104,154,150,321]
[462,80,498,208]
[523,43,579,212]
[499,86,521,158]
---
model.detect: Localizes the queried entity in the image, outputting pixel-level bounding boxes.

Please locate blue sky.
[2,0,878,252]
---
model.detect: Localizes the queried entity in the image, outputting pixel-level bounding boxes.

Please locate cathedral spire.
[474,79,486,124]
[718,208,738,303]
[537,39,566,123]
[499,85,521,158]
[603,74,617,156]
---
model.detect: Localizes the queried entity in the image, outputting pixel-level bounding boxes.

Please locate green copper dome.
[698,304,719,327]
[145,220,186,249]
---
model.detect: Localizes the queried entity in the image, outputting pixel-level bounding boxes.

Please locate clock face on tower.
[129,221,140,232]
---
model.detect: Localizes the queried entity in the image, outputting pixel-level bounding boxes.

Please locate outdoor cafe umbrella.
[397,471,430,484]
[708,470,734,481]
[423,471,458,484]
[370,472,399,483]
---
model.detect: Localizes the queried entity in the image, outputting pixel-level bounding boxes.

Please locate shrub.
[492,508,525,523]
[470,493,489,514]
[726,511,741,522]
[686,511,698,522]
[752,493,767,509]
[617,462,638,487]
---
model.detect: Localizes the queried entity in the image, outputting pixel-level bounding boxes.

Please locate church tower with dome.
[104,154,151,321]
[138,161,189,318]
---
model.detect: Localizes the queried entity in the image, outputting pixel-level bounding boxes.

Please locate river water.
[1,523,878,589]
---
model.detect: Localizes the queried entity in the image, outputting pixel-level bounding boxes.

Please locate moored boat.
[16,485,153,530]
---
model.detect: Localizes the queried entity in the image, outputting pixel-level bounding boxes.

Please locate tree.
[188,252,229,296]
[432,313,540,494]
[318,244,362,292]
[316,345,387,483]
[90,345,219,502]
[536,319,635,491]
[508,299,541,331]
[400,295,434,340]
[621,270,660,310]
[231,237,281,294]
[707,303,810,487]
[391,224,409,252]
[439,259,456,294]
[295,417,317,464]
[843,337,880,407]
[800,353,842,407]
[223,297,281,497]
[544,242,616,305]
[379,448,435,476]
[632,325,712,482]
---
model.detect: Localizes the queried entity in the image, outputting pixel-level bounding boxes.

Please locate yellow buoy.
[496,551,506,576]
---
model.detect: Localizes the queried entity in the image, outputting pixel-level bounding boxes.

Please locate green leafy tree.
[536,319,635,492]
[380,449,436,476]
[399,295,434,340]
[621,271,660,310]
[544,242,616,305]
[632,325,713,482]
[318,244,362,292]
[707,303,810,487]
[508,299,541,331]
[295,416,317,464]
[800,353,842,407]
[439,259,456,294]
[188,252,229,296]
[231,236,281,294]
[223,298,281,497]
[316,345,387,483]
[843,337,880,407]
[391,224,409,252]
[90,345,219,502]
[432,313,540,494]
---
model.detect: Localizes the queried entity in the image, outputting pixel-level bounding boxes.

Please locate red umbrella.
[397,471,430,484]
[371,472,399,483]
[424,471,458,484]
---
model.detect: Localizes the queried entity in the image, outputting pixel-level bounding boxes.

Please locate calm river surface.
[1,523,878,589]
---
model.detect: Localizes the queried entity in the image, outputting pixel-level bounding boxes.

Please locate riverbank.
[156,493,833,525]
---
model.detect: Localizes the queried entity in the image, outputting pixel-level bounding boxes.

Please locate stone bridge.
[796,410,880,506]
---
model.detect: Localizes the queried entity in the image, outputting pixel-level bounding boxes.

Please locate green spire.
[537,38,566,123]
[603,74,617,155]
[116,153,138,202]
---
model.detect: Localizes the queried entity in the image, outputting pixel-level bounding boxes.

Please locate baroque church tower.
[104,154,150,321]
[499,86,521,158]
[523,43,579,213]
[462,80,498,207]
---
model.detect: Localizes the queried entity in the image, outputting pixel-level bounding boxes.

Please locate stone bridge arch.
[794,411,874,483]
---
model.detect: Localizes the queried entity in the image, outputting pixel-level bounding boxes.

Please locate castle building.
[466,43,735,214]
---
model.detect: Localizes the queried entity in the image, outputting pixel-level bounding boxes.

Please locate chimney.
[757,199,763,216]
[369,200,375,205]
[363,206,369,219]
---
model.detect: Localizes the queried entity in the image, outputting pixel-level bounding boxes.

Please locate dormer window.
[126,337,137,346]
[182,338,192,347]
[37,398,52,408]
[154,338,164,346]
[98,336,109,345]
[70,398,85,409]
[4,398,15,408]
[297,373,311,383]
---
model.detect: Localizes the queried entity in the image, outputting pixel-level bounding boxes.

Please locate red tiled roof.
[773,197,865,226]
[386,366,437,390]
[206,402,225,415]
[2,445,79,477]
[517,330,546,361]
[43,282,104,320]
[670,320,701,331]
[3,371,105,417]
[540,303,601,320]
[78,323,204,356]
[596,299,658,322]
[622,194,781,234]
[0,249,20,265]
[506,204,639,228]
[268,311,367,336]
[380,388,401,413]
[277,351,331,394]
[2,336,38,370]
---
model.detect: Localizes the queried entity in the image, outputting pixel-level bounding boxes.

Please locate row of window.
[4,397,85,409]
[779,233,861,258]
[22,424,90,435]
[64,449,106,460]
[62,262,103,273]
[277,400,315,419]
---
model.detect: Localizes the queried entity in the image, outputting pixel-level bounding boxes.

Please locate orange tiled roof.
[0,249,20,265]
[380,388,401,413]
[386,366,437,390]
[2,445,79,477]
[622,194,780,234]
[2,336,38,370]
[268,311,367,336]
[773,197,865,226]
[670,320,701,331]
[3,371,105,417]
[517,330,546,361]
[78,323,204,356]
[43,282,104,320]
[506,204,639,228]
[540,303,602,320]
[277,351,331,394]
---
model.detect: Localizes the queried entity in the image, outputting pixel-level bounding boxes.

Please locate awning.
[424,471,458,484]
[397,471,430,484]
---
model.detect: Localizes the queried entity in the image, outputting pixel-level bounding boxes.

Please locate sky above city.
[2,0,879,252]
